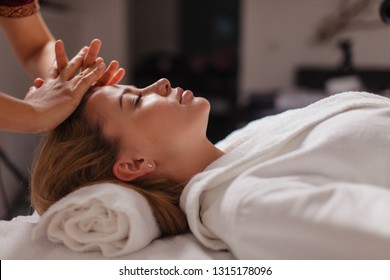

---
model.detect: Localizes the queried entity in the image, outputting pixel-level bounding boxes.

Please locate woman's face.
[85,78,210,159]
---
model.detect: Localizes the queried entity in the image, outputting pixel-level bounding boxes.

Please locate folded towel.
[32,183,160,257]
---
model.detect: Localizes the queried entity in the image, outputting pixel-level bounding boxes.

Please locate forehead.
[89,85,120,102]
[85,85,121,122]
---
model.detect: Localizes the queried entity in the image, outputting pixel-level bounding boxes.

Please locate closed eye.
[119,87,141,110]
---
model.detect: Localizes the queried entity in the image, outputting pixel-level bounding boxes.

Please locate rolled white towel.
[32,183,160,257]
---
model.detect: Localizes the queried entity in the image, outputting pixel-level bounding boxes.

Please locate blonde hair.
[30,93,187,236]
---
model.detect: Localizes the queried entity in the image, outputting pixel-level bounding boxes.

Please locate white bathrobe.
[180,92,390,259]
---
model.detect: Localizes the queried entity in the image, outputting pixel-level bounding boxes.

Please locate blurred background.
[1,0,390,220]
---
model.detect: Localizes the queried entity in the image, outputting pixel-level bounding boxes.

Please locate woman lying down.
[30,78,390,259]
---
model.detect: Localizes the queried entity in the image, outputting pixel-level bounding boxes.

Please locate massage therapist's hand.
[55,39,126,86]
[82,39,125,86]
[34,39,125,88]
[23,42,106,133]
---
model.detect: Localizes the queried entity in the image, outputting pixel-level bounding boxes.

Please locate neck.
[162,138,224,185]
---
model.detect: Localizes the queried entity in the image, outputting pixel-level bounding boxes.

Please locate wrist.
[0,0,40,18]
[0,93,42,133]
[20,101,44,133]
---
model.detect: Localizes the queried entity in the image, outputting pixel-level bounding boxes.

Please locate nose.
[146,78,171,96]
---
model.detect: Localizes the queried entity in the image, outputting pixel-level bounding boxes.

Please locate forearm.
[23,37,56,79]
[0,1,55,79]
[0,92,39,133]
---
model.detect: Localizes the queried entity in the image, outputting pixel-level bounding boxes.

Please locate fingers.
[83,39,102,70]
[34,78,45,89]
[55,40,69,72]
[46,40,68,79]
[59,46,89,80]
[72,61,106,98]
[53,39,124,87]
[98,61,126,86]
[106,68,126,85]
[81,39,125,86]
[94,60,122,86]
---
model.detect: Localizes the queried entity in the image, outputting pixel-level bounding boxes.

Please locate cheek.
[115,121,150,154]
[138,101,178,125]
[132,98,210,142]
[129,108,178,146]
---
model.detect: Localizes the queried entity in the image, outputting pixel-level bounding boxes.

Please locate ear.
[112,157,155,182]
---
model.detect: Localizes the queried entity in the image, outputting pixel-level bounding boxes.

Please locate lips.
[176,87,184,103]
[176,87,194,104]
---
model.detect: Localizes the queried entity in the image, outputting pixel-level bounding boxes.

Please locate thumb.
[34,78,45,88]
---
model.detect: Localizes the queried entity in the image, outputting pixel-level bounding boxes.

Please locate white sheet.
[181,91,390,259]
[0,183,233,259]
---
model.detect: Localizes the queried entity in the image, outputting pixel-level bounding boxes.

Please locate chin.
[199,100,212,129]
[196,97,211,112]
